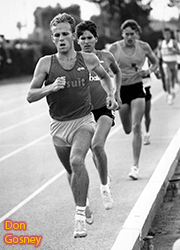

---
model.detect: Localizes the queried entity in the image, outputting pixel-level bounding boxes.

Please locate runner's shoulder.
[38,55,52,65]
[100,49,115,61]
[138,40,152,53]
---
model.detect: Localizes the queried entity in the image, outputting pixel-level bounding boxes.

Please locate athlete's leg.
[163,63,171,94]
[119,103,132,134]
[171,63,180,99]
[70,126,94,237]
[159,60,166,91]
[55,143,94,225]
[54,145,72,182]
[177,66,180,84]
[91,115,114,209]
[163,63,174,105]
[144,99,151,134]
[91,115,112,185]
[171,63,178,91]
[131,97,145,167]
[70,126,93,207]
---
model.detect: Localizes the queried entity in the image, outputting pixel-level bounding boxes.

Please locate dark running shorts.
[92,105,115,126]
[144,86,152,102]
[120,82,145,105]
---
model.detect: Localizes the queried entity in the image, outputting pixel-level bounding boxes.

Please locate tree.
[168,0,180,8]
[85,0,152,39]
[33,4,82,44]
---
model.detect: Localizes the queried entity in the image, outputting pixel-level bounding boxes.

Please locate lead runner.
[26,13,117,238]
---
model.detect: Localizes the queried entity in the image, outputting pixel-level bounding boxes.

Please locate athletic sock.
[145,132,150,136]
[100,183,109,192]
[76,206,86,217]
[86,198,89,206]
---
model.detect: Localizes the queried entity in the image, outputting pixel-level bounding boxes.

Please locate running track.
[0,76,180,250]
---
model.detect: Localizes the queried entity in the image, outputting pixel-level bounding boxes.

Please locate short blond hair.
[50,13,76,33]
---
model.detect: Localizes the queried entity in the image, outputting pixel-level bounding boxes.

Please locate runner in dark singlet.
[76,20,121,212]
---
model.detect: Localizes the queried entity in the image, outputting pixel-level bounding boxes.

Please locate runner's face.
[163,31,171,41]
[122,27,137,46]
[78,30,97,53]
[51,22,75,53]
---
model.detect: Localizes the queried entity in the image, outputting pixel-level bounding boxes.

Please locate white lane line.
[0,105,30,117]
[0,95,27,105]
[1,111,46,132]
[0,91,164,223]
[151,91,164,103]
[0,170,66,224]
[0,112,47,135]
[0,134,49,163]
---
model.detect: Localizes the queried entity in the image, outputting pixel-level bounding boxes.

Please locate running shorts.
[92,105,115,126]
[120,82,145,105]
[50,113,96,147]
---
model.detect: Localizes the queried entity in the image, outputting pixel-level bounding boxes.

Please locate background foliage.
[1,0,179,79]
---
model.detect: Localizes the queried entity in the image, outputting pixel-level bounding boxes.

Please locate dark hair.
[164,27,171,33]
[76,20,98,39]
[121,19,140,32]
[163,27,173,38]
[50,13,76,33]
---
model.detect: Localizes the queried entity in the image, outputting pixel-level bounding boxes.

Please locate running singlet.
[113,40,146,86]
[89,51,109,110]
[45,52,92,121]
[161,39,177,63]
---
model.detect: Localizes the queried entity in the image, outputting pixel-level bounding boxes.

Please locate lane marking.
[151,90,164,103]
[0,113,47,135]
[0,134,49,163]
[110,125,180,250]
[0,106,27,117]
[0,170,66,224]
[0,91,164,223]
[0,95,27,105]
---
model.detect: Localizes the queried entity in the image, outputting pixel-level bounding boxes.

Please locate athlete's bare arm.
[27,56,66,103]
[173,40,180,54]
[82,52,117,110]
[140,42,158,75]
[102,50,122,108]
[108,42,119,63]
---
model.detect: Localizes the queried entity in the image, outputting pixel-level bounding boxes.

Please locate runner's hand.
[114,91,122,110]
[106,96,118,110]
[52,77,66,92]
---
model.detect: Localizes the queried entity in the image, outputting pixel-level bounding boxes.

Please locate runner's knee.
[91,142,104,158]
[132,122,141,134]
[70,154,84,173]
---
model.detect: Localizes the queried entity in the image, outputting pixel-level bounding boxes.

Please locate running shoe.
[167,94,173,105]
[129,166,139,180]
[100,187,114,210]
[74,215,87,238]
[85,205,94,225]
[107,175,112,187]
[171,87,176,99]
[144,134,150,145]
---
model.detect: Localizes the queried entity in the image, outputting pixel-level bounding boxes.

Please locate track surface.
[0,75,180,250]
